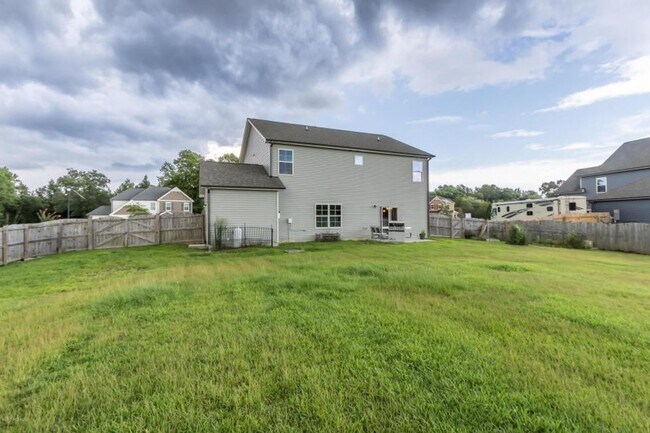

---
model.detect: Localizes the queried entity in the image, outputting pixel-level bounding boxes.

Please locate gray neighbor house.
[199,118,434,245]
[553,137,650,222]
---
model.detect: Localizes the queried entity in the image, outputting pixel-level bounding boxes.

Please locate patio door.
[380,207,398,228]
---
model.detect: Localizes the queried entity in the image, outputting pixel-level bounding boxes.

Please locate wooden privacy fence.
[0,214,204,266]
[429,214,650,255]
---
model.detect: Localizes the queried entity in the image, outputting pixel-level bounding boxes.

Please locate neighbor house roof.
[554,137,650,196]
[248,118,435,158]
[199,161,286,189]
[87,205,111,216]
[112,187,174,201]
[430,195,454,205]
[591,177,650,201]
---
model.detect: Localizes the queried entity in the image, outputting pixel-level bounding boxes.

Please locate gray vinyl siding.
[243,125,270,173]
[592,199,650,223]
[207,189,278,244]
[582,169,650,200]
[271,145,429,242]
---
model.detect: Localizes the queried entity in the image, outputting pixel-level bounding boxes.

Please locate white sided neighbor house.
[199,118,434,246]
[88,186,193,219]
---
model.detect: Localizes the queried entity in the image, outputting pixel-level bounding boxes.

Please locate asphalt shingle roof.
[591,177,650,201]
[87,205,111,216]
[553,137,650,196]
[199,161,285,189]
[249,118,434,158]
[111,187,173,201]
[111,188,144,201]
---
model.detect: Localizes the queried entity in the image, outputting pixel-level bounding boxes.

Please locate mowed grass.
[0,240,648,432]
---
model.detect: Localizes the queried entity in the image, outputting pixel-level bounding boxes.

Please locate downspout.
[205,188,210,246]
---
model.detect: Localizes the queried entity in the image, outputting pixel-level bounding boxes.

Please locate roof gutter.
[265,139,435,159]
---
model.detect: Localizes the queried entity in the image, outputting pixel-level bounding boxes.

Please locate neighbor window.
[354,155,364,166]
[279,149,293,175]
[546,206,553,211]
[183,202,190,212]
[315,204,341,228]
[506,206,510,212]
[149,202,156,211]
[497,207,501,213]
[569,202,577,211]
[527,211,533,216]
[165,202,172,211]
[526,203,533,208]
[412,160,423,182]
[596,177,607,193]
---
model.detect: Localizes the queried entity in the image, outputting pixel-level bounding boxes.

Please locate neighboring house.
[429,195,457,217]
[490,196,587,221]
[552,137,650,223]
[199,118,434,245]
[88,186,193,218]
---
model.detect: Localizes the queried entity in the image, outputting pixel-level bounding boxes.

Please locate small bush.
[506,224,529,245]
[566,232,585,249]
[464,230,475,239]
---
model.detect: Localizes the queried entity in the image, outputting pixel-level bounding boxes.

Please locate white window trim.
[354,155,364,166]
[183,202,190,212]
[149,202,156,211]
[314,203,342,229]
[278,148,294,176]
[412,160,423,183]
[164,201,172,211]
[596,177,607,194]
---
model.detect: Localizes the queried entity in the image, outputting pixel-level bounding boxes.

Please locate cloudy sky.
[2,0,650,191]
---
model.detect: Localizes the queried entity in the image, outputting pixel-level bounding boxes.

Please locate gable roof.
[591,177,650,201]
[111,186,175,202]
[112,188,145,201]
[554,137,650,196]
[429,195,454,205]
[199,161,285,190]
[87,205,111,216]
[248,118,434,158]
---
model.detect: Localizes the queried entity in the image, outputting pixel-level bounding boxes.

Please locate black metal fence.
[213,225,274,249]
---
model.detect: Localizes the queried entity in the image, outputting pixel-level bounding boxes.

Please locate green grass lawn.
[1,240,649,432]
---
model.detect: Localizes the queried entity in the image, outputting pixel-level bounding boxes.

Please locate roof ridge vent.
[305,125,309,131]
[377,136,381,141]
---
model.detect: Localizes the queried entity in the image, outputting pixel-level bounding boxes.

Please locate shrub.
[506,224,529,245]
[464,230,475,239]
[566,232,585,249]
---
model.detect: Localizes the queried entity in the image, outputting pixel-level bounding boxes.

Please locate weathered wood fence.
[0,215,204,266]
[429,214,650,255]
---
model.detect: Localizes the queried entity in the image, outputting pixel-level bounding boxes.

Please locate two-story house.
[199,118,434,245]
[88,186,193,218]
[429,195,458,217]
[552,137,650,222]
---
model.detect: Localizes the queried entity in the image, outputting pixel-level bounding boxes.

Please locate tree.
[218,153,239,163]
[124,204,150,217]
[137,175,151,188]
[539,180,564,197]
[115,178,135,194]
[158,150,203,213]
[37,169,112,218]
[0,167,22,225]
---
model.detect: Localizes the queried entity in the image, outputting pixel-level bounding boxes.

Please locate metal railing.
[213,225,274,249]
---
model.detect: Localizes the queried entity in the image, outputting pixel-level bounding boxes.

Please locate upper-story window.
[354,155,363,166]
[149,202,156,211]
[412,160,423,182]
[183,202,190,212]
[165,202,172,211]
[279,149,293,175]
[596,177,607,193]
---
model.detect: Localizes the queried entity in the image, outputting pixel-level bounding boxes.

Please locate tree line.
[0,151,239,226]
[431,181,563,219]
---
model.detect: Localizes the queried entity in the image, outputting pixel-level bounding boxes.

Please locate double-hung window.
[596,177,607,193]
[279,149,294,175]
[149,202,156,211]
[316,204,341,228]
[165,202,172,212]
[412,160,423,182]
[183,202,190,212]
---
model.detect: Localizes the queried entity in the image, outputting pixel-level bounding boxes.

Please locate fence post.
[22,225,29,260]
[87,218,94,250]
[156,215,161,244]
[57,220,64,253]
[2,226,8,266]
[449,215,453,239]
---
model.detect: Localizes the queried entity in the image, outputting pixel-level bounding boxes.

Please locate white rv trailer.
[490,195,587,221]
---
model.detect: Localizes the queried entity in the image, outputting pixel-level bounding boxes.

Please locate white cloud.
[430,157,604,191]
[539,56,650,111]
[526,141,619,152]
[617,111,650,137]
[205,141,241,161]
[491,129,544,138]
[408,115,463,125]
